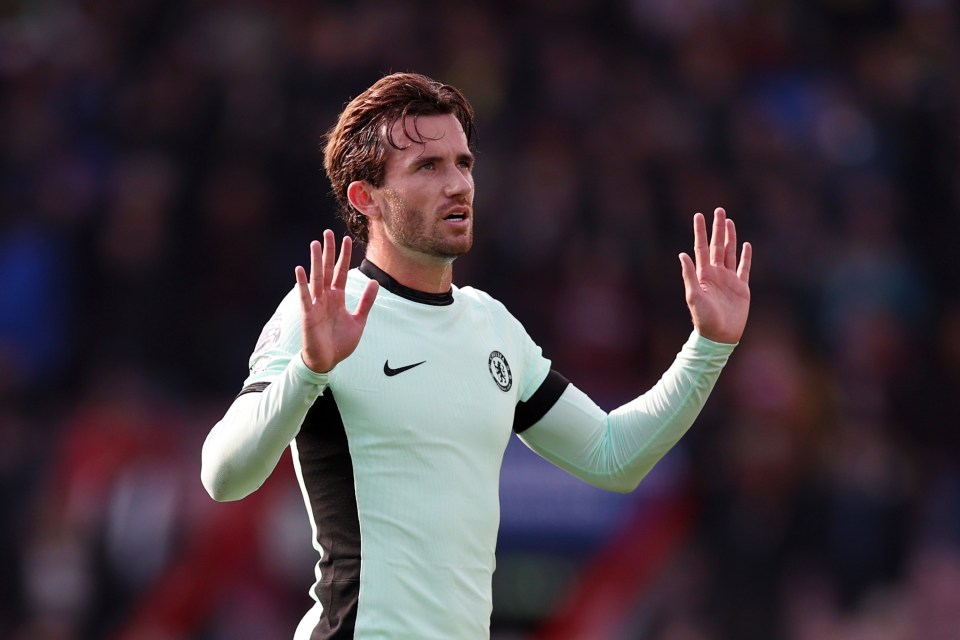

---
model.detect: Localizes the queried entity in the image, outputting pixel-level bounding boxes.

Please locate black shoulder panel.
[237,381,270,397]
[513,369,570,434]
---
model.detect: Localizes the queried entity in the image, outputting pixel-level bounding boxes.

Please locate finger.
[679,252,698,303]
[724,218,737,270]
[737,241,752,284]
[352,280,380,321]
[332,235,352,290]
[692,213,708,269]
[710,207,726,266]
[295,265,313,311]
[308,240,322,299]
[321,229,336,291]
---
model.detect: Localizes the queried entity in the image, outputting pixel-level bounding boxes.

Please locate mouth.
[441,206,471,222]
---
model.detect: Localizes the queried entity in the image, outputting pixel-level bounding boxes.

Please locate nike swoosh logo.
[383,360,426,377]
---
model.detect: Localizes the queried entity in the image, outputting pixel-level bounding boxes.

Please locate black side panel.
[294,391,360,639]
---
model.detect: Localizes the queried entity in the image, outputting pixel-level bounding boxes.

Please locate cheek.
[380,190,406,214]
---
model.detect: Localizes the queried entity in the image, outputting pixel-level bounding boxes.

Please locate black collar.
[359,260,454,306]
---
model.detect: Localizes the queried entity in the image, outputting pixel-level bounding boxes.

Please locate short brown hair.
[322,72,476,243]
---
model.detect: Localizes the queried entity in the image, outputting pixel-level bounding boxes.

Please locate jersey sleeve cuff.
[689,329,738,355]
[293,353,332,387]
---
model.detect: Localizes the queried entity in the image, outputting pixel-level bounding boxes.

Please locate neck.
[363,243,455,294]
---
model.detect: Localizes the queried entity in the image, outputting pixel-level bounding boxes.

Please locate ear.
[347,181,381,220]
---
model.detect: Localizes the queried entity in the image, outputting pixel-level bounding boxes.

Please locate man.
[201,72,752,639]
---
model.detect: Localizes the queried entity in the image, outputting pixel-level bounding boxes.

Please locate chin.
[449,237,473,257]
[436,232,473,258]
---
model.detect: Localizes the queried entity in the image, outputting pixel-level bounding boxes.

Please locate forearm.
[201,356,328,501]
[519,331,734,492]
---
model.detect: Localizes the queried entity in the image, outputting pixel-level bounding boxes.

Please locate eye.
[458,159,474,172]
[418,161,435,171]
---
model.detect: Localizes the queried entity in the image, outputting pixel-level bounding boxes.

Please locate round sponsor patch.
[488,351,512,392]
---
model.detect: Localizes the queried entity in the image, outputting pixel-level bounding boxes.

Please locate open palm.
[295,230,379,373]
[679,208,752,344]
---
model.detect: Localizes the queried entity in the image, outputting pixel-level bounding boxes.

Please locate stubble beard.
[381,191,473,261]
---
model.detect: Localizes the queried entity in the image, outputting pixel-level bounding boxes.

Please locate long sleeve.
[201,355,329,502]
[517,330,735,493]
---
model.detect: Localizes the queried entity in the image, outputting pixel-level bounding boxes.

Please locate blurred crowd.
[1,0,958,638]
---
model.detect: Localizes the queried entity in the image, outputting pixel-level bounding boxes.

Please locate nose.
[443,166,473,199]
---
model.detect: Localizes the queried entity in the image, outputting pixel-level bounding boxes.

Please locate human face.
[372,113,475,263]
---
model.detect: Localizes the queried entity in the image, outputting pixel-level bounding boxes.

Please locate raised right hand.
[295,230,379,373]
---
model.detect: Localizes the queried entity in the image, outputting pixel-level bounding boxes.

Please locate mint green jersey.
[244,261,559,638]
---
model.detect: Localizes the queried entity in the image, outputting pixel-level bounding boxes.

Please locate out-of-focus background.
[1,1,958,638]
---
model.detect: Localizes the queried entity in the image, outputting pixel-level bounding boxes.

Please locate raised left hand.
[679,207,752,344]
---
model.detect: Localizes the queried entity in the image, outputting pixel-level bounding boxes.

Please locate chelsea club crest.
[488,351,512,392]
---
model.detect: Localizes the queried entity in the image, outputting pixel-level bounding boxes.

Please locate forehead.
[384,113,469,161]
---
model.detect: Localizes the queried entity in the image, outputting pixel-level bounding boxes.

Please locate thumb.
[679,253,697,298]
[352,280,380,321]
